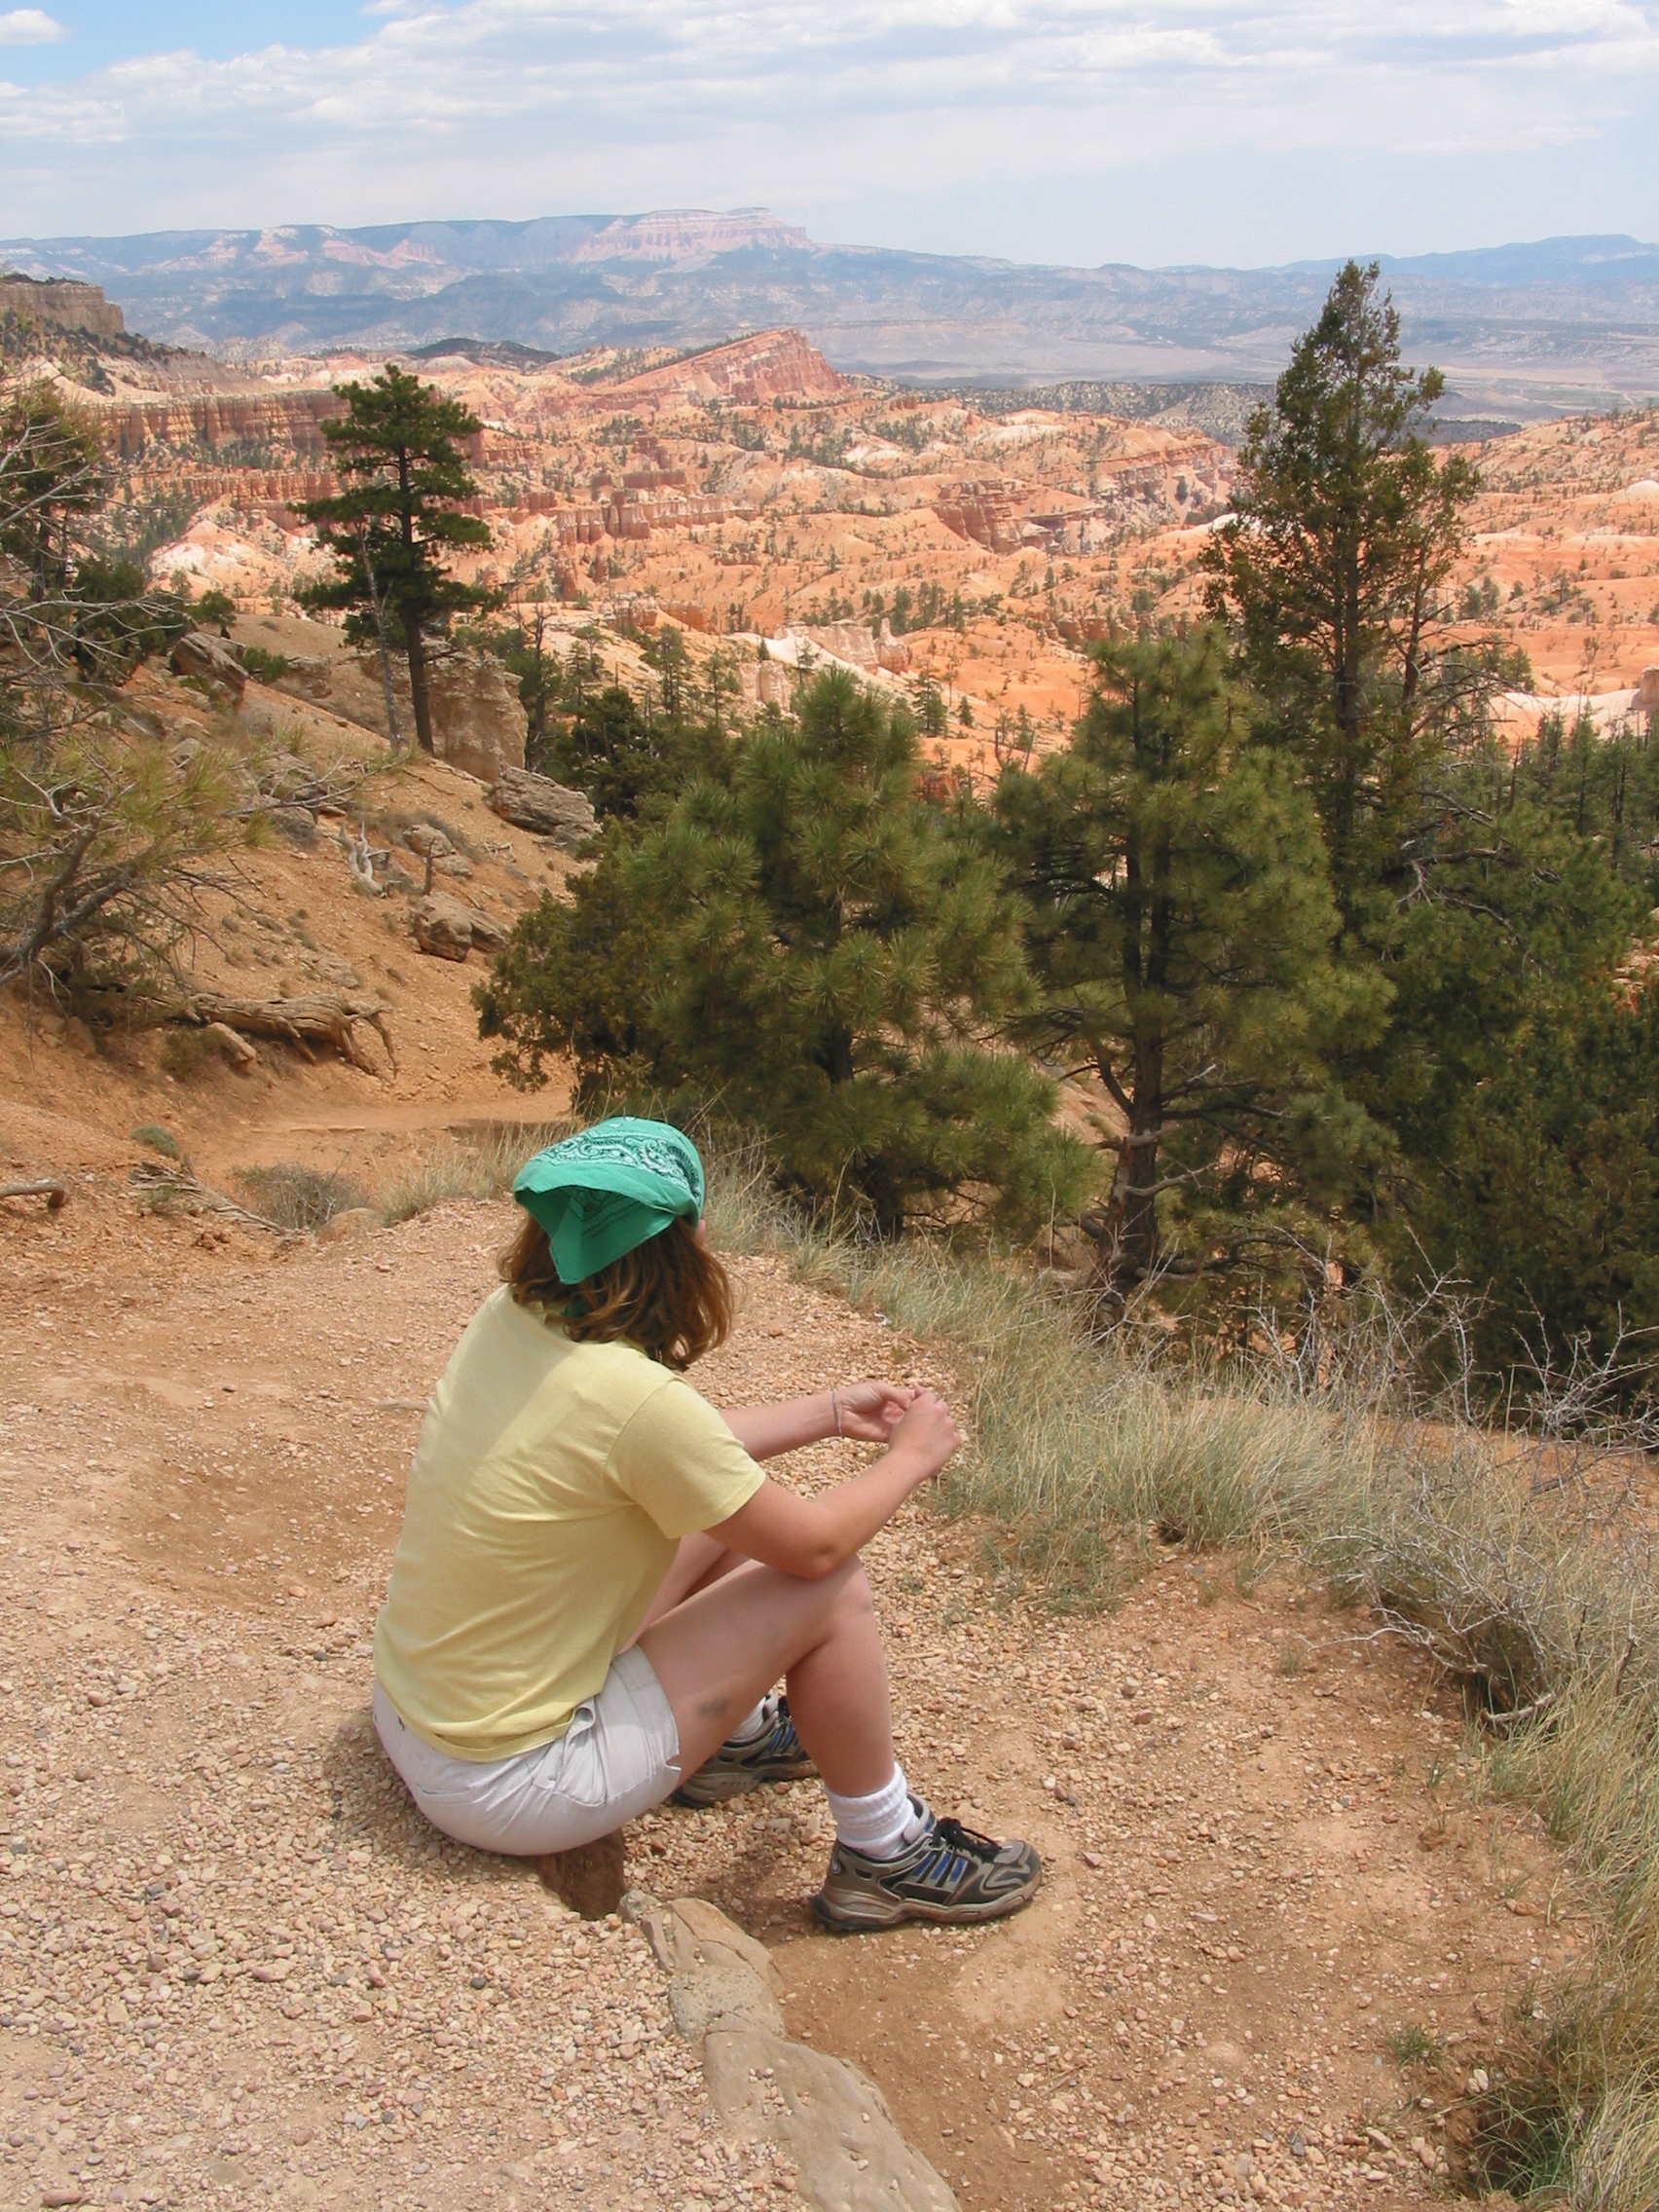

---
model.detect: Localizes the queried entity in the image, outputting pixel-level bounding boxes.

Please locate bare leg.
[626,1531,747,1645]
[640,1557,894,1797]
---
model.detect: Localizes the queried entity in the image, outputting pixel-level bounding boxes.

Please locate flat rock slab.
[629,1891,956,2212]
[704,2019,959,2212]
[671,1958,785,2040]
[489,764,596,849]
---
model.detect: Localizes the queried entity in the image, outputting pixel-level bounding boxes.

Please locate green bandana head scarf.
[512,1118,706,1286]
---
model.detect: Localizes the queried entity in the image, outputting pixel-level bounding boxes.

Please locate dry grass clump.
[237,1161,368,1232]
[375,1119,573,1226]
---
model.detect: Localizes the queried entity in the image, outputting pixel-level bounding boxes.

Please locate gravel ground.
[0,1188,1572,2212]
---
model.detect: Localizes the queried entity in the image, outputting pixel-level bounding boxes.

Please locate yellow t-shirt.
[373,1284,764,1760]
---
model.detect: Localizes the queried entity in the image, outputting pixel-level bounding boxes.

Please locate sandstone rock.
[169,629,246,699]
[755,659,793,709]
[412,896,474,961]
[1637,665,1659,714]
[489,766,597,850]
[935,484,1021,557]
[464,905,508,951]
[637,1894,956,2212]
[424,655,527,785]
[433,853,474,880]
[403,825,454,860]
[670,1961,784,2041]
[412,891,508,954]
[793,619,912,677]
[703,2022,958,2212]
[269,654,334,703]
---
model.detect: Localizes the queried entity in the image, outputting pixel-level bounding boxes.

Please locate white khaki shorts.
[372,1646,681,1857]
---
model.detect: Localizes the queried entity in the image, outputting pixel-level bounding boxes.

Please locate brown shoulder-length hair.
[500,1211,732,1371]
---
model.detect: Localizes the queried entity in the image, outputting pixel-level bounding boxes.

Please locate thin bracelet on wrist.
[830,1386,842,1436]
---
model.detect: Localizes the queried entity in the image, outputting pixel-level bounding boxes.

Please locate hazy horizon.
[6,208,1658,283]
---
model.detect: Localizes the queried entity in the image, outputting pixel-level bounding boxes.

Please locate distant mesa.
[569,209,811,265]
[0,271,124,342]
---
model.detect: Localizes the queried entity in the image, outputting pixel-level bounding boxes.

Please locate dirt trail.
[0,1164,1567,2212]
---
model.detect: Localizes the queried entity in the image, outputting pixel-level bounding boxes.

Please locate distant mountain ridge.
[4,212,1657,411]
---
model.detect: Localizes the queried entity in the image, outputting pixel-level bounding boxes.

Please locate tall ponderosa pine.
[301,366,495,755]
[997,630,1382,1294]
[1203,260,1479,905]
[477,669,1086,1235]
[1206,266,1656,1376]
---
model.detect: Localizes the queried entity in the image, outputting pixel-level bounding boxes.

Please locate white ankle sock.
[825,1765,923,1860]
[729,1696,775,1745]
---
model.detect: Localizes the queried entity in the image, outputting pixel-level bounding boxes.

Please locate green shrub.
[477,670,1088,1237]
[129,1123,182,1160]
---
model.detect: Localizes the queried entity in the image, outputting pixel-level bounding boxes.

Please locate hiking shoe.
[672,1694,817,1806]
[810,1799,1042,1932]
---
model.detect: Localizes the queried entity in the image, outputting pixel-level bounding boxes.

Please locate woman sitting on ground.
[372,1117,1041,1931]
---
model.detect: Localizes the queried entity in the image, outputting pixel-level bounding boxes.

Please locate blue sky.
[3,1,1658,267]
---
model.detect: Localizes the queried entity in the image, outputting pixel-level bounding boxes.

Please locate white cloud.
[1,1,1657,250]
[0,7,65,42]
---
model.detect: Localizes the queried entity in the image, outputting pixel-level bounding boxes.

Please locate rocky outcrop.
[168,628,246,699]
[935,485,1022,556]
[0,274,124,341]
[419,655,527,785]
[793,619,912,676]
[613,328,850,406]
[489,765,597,848]
[263,641,526,783]
[751,658,793,710]
[1638,666,1659,716]
[626,1891,957,2212]
[412,893,509,962]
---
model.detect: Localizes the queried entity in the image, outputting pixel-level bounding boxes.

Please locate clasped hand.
[832,1378,918,1441]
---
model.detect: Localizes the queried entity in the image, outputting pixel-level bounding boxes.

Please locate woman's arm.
[708,1389,961,1578]
[720,1380,918,1461]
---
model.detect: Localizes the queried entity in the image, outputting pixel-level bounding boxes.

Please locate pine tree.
[477,669,1086,1235]
[996,629,1382,1295]
[1203,261,1480,907]
[301,367,495,755]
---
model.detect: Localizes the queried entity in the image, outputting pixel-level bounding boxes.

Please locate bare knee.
[822,1554,875,1627]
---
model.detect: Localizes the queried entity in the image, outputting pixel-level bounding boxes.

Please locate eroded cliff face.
[793,619,912,675]
[612,328,850,405]
[0,274,125,341]
[100,389,343,461]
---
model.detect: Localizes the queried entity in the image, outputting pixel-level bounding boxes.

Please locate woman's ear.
[695,1216,708,1246]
